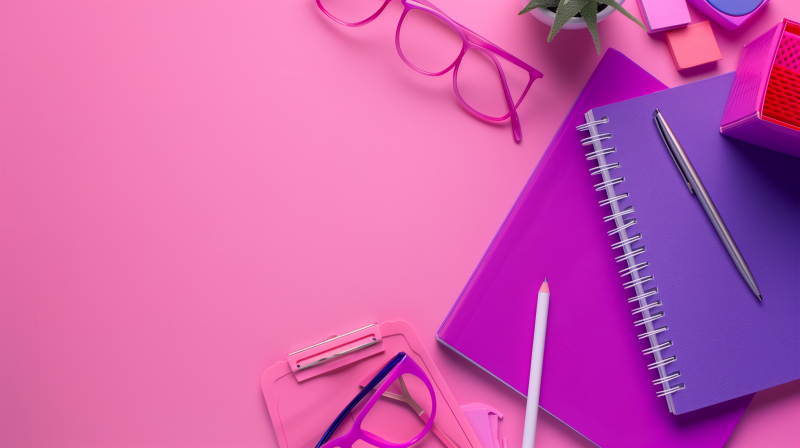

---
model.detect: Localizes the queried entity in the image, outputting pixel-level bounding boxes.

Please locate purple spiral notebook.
[580,73,800,415]
[438,50,751,448]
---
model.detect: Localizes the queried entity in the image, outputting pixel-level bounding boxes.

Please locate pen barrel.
[522,292,550,448]
[691,183,761,297]
[672,148,761,299]
[656,111,761,299]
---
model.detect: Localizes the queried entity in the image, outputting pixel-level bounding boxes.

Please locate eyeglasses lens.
[318,0,386,25]
[397,9,463,74]
[327,373,434,447]
[456,49,532,119]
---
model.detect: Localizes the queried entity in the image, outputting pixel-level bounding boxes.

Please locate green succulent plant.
[519,0,645,54]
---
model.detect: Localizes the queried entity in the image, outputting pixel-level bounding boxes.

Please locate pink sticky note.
[636,0,691,33]
[665,21,723,70]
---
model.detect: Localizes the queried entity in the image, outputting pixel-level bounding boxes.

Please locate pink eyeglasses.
[315,352,437,448]
[317,0,544,142]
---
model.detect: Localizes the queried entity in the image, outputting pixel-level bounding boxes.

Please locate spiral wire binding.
[586,147,616,160]
[643,339,671,354]
[605,206,634,222]
[616,247,645,262]
[590,163,620,175]
[612,234,641,249]
[629,287,658,302]
[632,300,662,314]
[624,275,653,289]
[653,371,681,385]
[620,261,649,276]
[578,113,685,412]
[600,193,628,206]
[639,326,668,339]
[634,311,664,326]
[594,177,625,191]
[648,356,677,370]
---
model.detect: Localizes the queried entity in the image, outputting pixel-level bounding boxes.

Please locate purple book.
[438,51,751,447]
[580,73,800,415]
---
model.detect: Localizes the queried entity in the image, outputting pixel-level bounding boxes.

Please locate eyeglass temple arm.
[459,26,542,77]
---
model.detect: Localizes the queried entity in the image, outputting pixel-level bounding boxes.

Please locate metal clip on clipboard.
[287,323,385,382]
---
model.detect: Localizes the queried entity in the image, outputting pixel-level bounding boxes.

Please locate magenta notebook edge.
[436,48,661,336]
[435,337,588,442]
[437,49,752,447]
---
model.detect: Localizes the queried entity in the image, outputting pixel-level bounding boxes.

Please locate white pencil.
[522,278,550,448]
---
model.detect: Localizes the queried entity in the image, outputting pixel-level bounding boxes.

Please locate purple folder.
[437,50,751,447]
[581,73,800,415]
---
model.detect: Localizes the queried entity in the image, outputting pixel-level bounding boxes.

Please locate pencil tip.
[540,279,550,294]
[544,278,547,283]
[758,294,763,301]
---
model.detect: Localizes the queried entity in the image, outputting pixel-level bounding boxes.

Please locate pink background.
[0,0,797,446]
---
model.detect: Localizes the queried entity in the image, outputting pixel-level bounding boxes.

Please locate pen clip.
[654,109,695,195]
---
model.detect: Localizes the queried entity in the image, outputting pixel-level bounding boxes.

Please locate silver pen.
[653,109,762,301]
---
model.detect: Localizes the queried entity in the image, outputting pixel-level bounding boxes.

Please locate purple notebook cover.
[588,73,800,415]
[437,49,751,447]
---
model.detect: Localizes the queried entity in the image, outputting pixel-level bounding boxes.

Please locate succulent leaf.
[519,0,560,15]
[548,0,593,42]
[580,1,601,54]
[599,0,646,30]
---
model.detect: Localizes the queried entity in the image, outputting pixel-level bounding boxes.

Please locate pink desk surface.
[0,0,797,446]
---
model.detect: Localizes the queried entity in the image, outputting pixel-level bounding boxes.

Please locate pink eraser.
[636,0,691,33]
[665,21,722,70]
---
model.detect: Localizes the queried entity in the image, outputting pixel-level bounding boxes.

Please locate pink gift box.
[721,19,800,158]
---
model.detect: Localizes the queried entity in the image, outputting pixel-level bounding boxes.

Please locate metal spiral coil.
[635,311,664,326]
[632,300,662,315]
[653,371,681,385]
[639,326,668,339]
[580,132,612,146]
[590,163,620,175]
[586,147,616,160]
[599,193,628,206]
[594,177,625,191]
[576,117,609,130]
[605,206,634,222]
[643,339,671,354]
[616,246,645,263]
[612,233,641,249]
[657,384,685,397]
[648,355,677,370]
[624,275,653,289]
[578,114,682,404]
[620,262,649,277]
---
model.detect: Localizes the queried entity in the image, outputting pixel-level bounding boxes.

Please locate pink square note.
[665,21,723,70]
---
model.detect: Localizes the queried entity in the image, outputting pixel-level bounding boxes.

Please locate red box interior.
[763,22,800,131]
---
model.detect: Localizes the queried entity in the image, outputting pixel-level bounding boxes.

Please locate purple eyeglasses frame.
[316,352,437,448]
[316,0,544,142]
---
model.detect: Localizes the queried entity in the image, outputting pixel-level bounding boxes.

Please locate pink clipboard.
[261,320,482,448]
